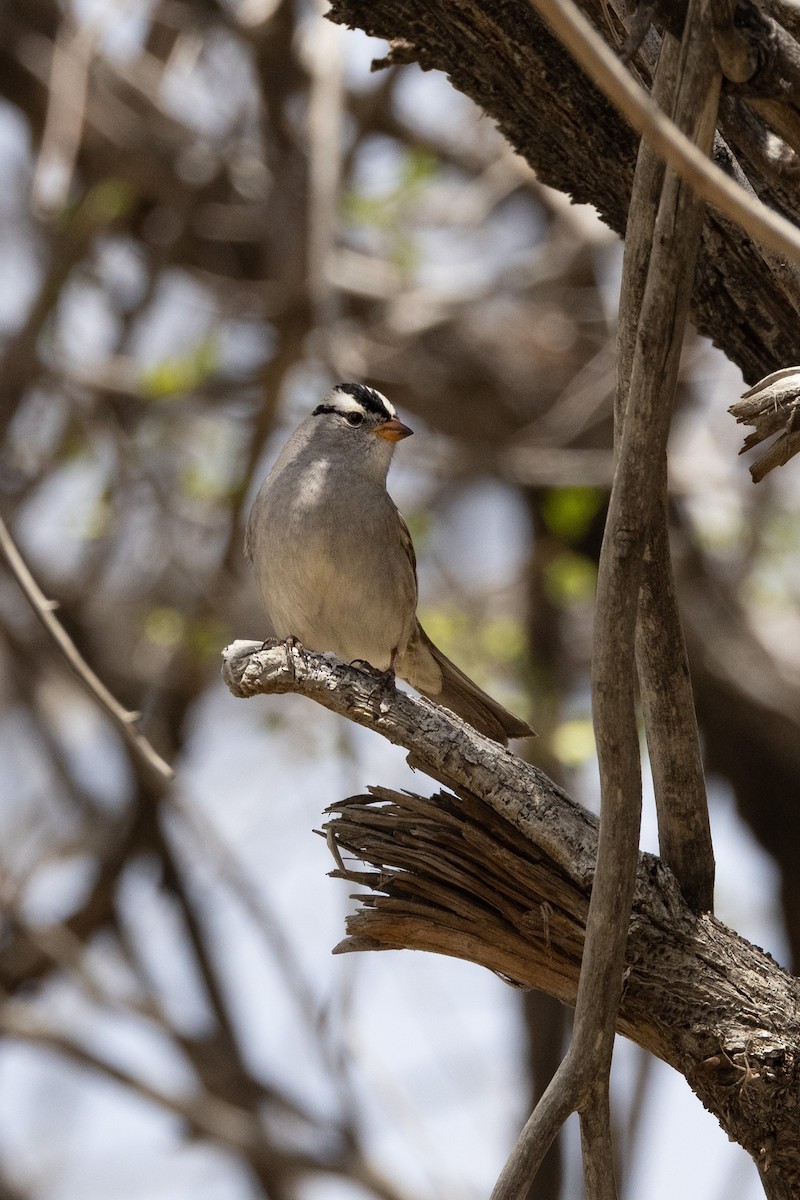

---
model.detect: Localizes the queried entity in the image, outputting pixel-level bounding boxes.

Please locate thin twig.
[32,14,97,215]
[490,1067,578,1195]
[0,1004,262,1154]
[636,504,714,910]
[0,514,173,783]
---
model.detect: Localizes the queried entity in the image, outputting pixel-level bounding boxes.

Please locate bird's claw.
[278,634,306,681]
[348,657,374,673]
[348,658,397,712]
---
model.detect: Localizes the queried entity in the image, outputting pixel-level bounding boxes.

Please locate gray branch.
[222,638,597,878]
[221,638,800,1197]
[618,23,715,912]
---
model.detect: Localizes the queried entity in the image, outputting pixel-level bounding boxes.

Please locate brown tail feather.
[413,626,535,744]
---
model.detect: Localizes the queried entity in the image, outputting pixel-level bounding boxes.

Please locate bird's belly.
[257,528,412,670]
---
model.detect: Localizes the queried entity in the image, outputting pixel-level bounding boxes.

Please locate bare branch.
[222,634,800,1189]
[492,4,721,1193]
[0,805,147,993]
[0,996,412,1200]
[32,11,96,215]
[616,34,713,912]
[635,510,714,910]
[729,366,800,480]
[579,1087,616,1200]
[0,514,173,784]
[322,784,800,1193]
[490,1066,576,1197]
[0,1003,264,1156]
[222,638,599,880]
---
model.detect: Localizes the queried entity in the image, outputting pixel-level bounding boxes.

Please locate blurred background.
[0,1,797,1198]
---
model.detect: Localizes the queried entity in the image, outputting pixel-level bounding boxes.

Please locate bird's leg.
[275,633,306,681]
[376,648,400,711]
[349,650,398,709]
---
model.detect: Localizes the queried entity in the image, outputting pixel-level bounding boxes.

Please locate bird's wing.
[394,504,418,591]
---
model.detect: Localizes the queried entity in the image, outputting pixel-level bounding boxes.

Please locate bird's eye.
[345,411,364,426]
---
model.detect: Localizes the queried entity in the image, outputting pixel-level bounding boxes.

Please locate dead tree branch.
[222,638,598,878]
[329,787,800,1196]
[0,514,173,784]
[221,641,800,1196]
[730,366,800,480]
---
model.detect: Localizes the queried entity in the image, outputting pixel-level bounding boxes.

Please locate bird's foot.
[278,634,307,681]
[257,636,280,652]
[349,658,397,711]
[349,657,377,673]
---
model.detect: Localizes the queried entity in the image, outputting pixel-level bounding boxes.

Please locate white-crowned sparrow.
[245,383,534,743]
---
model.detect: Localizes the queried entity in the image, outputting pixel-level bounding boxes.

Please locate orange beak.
[372,417,414,442]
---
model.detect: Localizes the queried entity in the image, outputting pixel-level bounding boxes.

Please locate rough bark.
[222,640,800,1197]
[327,0,800,385]
[328,788,799,1196]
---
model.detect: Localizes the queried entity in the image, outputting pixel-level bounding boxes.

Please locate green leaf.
[186,616,230,664]
[144,607,186,649]
[399,145,438,190]
[64,179,136,231]
[541,487,604,542]
[552,717,596,766]
[417,606,528,677]
[544,551,597,604]
[139,335,219,399]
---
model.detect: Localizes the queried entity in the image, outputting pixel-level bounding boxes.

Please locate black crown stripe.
[333,382,392,417]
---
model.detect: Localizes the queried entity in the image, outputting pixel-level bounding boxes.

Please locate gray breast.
[246,448,416,667]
